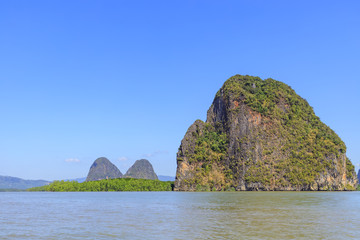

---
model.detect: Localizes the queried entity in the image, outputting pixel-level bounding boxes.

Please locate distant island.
[124,159,158,180]
[175,75,358,191]
[0,175,50,190]
[28,178,173,192]
[86,157,123,181]
[86,157,159,181]
[27,157,173,192]
[2,158,174,191]
[158,175,175,181]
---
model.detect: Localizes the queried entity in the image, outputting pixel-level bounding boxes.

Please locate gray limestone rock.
[124,159,158,180]
[86,157,123,181]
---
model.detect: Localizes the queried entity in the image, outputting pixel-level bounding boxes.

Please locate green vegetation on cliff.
[186,124,228,164]
[221,76,346,155]
[175,75,358,191]
[223,76,349,187]
[27,178,173,192]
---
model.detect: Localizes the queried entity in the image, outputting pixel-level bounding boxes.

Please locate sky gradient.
[1,1,359,180]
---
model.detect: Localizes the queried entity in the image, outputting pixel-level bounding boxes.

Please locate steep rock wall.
[175,75,358,191]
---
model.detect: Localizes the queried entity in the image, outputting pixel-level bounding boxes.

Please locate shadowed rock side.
[124,159,158,180]
[175,75,358,191]
[86,157,123,181]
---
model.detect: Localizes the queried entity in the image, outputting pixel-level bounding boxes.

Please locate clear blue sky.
[1,1,359,180]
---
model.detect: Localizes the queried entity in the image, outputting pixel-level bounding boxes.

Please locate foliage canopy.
[28,178,174,192]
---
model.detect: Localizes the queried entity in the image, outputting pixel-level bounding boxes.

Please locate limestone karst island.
[26,75,358,192]
[175,75,358,191]
[28,158,171,192]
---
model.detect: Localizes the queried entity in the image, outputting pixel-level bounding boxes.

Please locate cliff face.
[175,75,358,191]
[124,159,158,180]
[86,157,123,181]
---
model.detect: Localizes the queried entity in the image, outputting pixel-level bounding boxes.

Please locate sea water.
[0,191,359,239]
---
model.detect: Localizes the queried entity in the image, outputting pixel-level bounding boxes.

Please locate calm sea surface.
[0,192,359,239]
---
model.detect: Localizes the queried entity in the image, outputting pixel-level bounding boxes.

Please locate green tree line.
[27,178,174,192]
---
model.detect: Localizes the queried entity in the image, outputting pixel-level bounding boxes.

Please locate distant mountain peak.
[0,175,50,190]
[124,159,158,180]
[86,157,123,181]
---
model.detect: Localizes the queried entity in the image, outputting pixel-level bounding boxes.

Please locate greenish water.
[0,192,359,239]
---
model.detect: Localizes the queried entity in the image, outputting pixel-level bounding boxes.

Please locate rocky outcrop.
[86,157,123,181]
[124,159,158,180]
[175,75,358,191]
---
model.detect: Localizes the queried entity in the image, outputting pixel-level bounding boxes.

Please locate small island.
[175,75,358,191]
[28,178,173,192]
[28,157,173,192]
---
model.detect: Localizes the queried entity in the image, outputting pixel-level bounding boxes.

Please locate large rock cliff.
[175,75,358,191]
[124,159,158,180]
[86,157,123,181]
